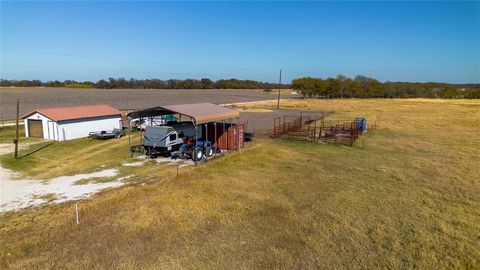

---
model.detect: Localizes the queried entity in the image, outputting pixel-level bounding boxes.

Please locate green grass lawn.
[0,99,479,269]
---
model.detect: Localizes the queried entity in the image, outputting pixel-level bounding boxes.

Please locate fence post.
[75,203,79,225]
[307,122,310,140]
[300,111,303,128]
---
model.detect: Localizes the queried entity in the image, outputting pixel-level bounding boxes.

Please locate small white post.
[75,203,79,225]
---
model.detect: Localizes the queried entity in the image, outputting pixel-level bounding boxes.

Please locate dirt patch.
[0,142,126,212]
[0,168,122,212]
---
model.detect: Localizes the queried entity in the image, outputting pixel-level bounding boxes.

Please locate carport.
[126,103,242,155]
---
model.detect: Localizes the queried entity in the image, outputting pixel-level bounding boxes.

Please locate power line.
[1,47,189,67]
[2,63,131,73]
[0,64,204,77]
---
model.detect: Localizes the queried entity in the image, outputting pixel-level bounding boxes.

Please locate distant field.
[1,99,479,269]
[0,87,294,120]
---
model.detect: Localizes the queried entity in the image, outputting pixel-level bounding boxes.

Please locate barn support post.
[140,116,145,146]
[229,118,232,151]
[237,117,240,151]
[14,98,19,159]
[222,120,225,154]
[195,124,199,165]
[214,122,217,151]
[205,123,208,161]
[128,118,131,155]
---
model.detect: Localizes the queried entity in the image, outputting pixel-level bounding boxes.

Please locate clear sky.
[1,1,479,83]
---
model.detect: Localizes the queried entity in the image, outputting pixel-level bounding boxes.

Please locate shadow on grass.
[18,143,54,159]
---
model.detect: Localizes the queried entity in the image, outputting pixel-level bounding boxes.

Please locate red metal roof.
[22,104,121,122]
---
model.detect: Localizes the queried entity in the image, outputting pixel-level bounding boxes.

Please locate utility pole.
[277,69,282,109]
[14,98,19,159]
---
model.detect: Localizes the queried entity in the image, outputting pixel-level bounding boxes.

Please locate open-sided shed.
[127,103,243,152]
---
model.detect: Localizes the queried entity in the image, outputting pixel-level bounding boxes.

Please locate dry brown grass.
[1,99,479,269]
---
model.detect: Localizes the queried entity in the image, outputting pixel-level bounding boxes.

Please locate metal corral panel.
[204,122,244,150]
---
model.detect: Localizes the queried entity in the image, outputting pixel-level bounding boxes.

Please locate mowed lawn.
[1,99,479,269]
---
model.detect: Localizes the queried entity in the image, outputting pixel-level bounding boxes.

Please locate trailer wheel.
[205,147,213,157]
[193,147,203,162]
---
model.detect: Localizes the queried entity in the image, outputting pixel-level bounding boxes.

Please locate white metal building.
[22,104,122,141]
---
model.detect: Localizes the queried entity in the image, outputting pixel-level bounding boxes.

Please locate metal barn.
[22,104,122,141]
[127,103,244,153]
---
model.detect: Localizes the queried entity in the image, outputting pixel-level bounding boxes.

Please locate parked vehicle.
[88,128,124,140]
[143,121,198,157]
[178,139,213,163]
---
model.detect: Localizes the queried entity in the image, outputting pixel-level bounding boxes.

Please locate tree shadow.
[18,143,54,159]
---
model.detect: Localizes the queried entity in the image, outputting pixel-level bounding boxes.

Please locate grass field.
[1,99,479,269]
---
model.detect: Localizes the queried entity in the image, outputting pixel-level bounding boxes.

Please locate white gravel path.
[0,143,125,212]
[0,168,121,212]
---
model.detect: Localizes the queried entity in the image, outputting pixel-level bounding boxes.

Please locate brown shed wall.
[203,123,244,150]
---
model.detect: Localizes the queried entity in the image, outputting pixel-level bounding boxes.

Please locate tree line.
[1,76,479,98]
[0,78,286,90]
[292,75,480,99]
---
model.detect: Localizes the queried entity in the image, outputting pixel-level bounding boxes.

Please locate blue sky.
[1,1,479,83]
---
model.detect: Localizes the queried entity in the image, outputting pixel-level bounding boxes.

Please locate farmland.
[0,87,295,120]
[0,99,479,269]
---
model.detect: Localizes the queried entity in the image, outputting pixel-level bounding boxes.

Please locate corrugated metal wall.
[59,117,121,140]
[203,122,244,150]
[25,114,121,141]
[24,112,58,140]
